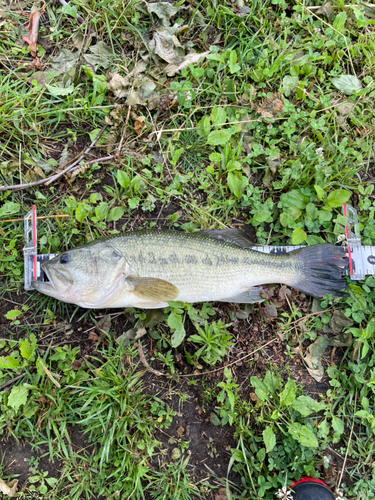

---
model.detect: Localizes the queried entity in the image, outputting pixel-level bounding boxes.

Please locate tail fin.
[289,244,349,298]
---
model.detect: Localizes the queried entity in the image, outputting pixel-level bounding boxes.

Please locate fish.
[31,228,349,309]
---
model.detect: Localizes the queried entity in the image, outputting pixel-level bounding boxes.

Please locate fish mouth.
[31,263,70,295]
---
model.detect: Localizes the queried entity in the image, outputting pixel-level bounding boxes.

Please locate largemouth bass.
[31,229,349,309]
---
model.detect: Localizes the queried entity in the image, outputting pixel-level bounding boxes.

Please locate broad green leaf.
[282,76,298,97]
[210,412,221,426]
[263,371,281,394]
[326,189,351,208]
[196,116,211,137]
[331,75,362,95]
[250,376,270,401]
[0,356,20,369]
[305,203,318,220]
[263,426,276,453]
[107,207,125,222]
[333,11,347,30]
[314,185,325,201]
[280,212,294,228]
[253,209,271,223]
[281,190,309,209]
[117,170,130,189]
[0,202,20,218]
[46,84,75,96]
[306,235,325,245]
[20,336,36,360]
[227,171,243,199]
[61,3,77,17]
[231,449,245,462]
[291,227,307,245]
[279,379,297,406]
[211,106,227,126]
[89,128,101,142]
[8,384,28,411]
[257,448,266,463]
[5,309,22,320]
[207,129,232,146]
[332,416,344,435]
[292,395,326,416]
[168,312,186,348]
[288,422,318,447]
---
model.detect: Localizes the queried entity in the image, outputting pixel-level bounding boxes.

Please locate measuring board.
[24,204,375,290]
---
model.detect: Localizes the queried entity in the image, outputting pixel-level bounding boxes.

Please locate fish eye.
[60,253,71,264]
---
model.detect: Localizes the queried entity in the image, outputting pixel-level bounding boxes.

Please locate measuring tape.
[23,203,375,290]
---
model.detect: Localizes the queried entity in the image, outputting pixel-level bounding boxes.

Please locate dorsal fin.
[197,227,258,248]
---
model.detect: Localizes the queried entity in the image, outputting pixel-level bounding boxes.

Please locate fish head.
[31,243,128,307]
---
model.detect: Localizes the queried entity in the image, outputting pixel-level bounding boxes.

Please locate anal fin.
[219,286,265,304]
[128,277,179,302]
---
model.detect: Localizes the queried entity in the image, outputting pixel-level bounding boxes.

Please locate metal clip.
[343,203,361,247]
[23,206,37,290]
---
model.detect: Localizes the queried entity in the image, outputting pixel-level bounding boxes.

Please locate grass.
[1,0,375,498]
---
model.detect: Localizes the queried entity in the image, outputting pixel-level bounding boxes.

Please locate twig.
[0,125,107,192]
[116,106,131,158]
[45,125,107,184]
[150,118,263,136]
[137,340,163,377]
[337,392,357,489]
[0,373,27,391]
[282,307,340,327]
[181,338,277,377]
[0,214,69,224]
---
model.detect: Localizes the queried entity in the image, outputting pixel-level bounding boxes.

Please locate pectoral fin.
[128,277,179,302]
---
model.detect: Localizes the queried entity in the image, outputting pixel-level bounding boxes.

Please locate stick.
[0,125,107,192]
[0,373,26,391]
[45,124,107,184]
[337,392,357,489]
[181,338,277,377]
[0,214,69,223]
[137,340,163,376]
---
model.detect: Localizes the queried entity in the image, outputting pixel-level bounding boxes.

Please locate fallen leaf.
[316,2,334,19]
[176,426,184,436]
[215,488,230,500]
[0,477,18,497]
[88,331,100,341]
[51,49,79,74]
[134,115,147,135]
[21,11,41,58]
[95,314,111,335]
[149,30,183,65]
[116,328,137,345]
[165,51,210,76]
[304,335,330,382]
[331,74,362,95]
[329,309,354,333]
[147,2,184,27]
[107,72,130,98]
[84,41,114,71]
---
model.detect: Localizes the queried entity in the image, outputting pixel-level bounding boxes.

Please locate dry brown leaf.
[0,478,18,497]
[165,51,210,76]
[134,115,147,136]
[256,93,284,118]
[21,11,41,58]
[215,487,230,500]
[88,331,100,341]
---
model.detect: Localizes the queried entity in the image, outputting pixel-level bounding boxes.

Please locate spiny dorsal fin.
[198,227,258,248]
[128,277,179,302]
